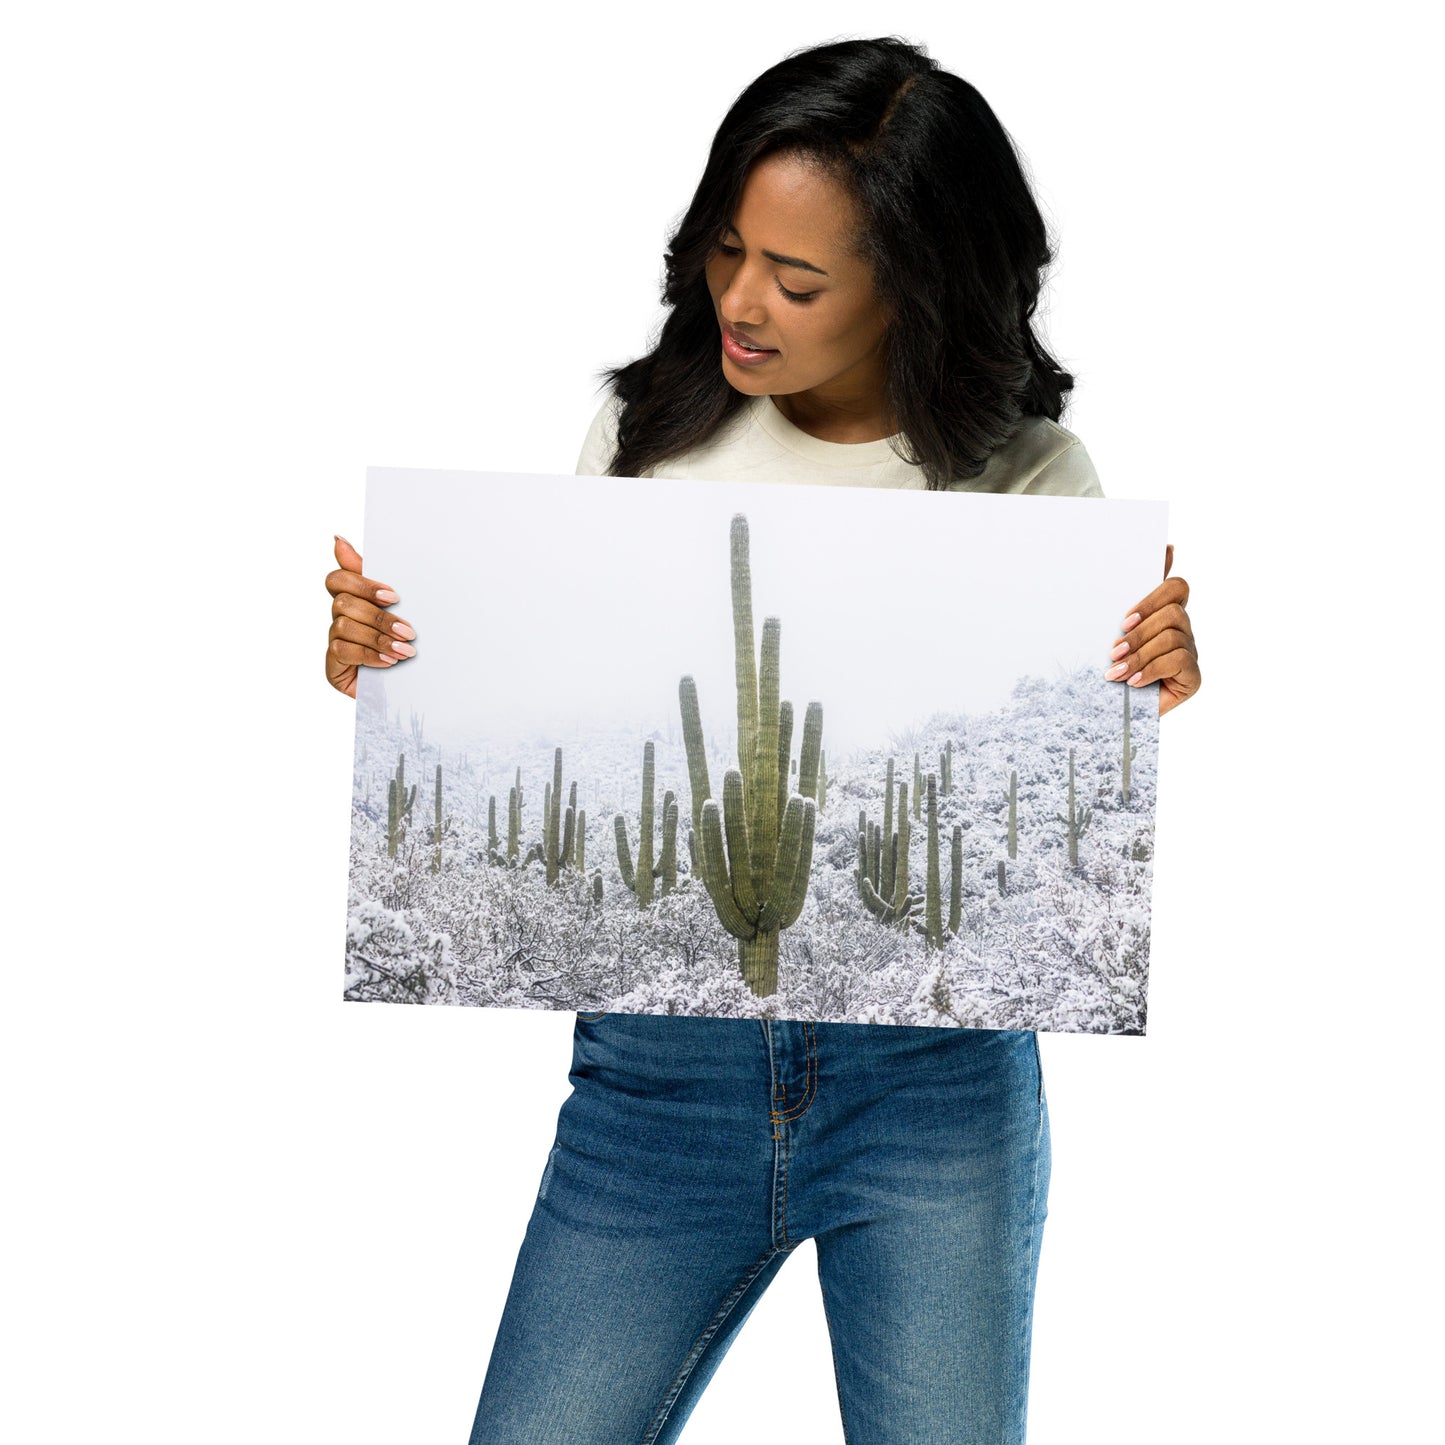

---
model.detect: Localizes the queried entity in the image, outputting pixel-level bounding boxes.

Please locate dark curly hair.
[600,35,1076,489]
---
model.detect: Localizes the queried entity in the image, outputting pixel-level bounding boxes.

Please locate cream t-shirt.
[574,389,1106,498]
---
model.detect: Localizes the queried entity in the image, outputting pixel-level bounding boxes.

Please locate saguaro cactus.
[914,775,963,948]
[818,751,828,812]
[387,752,416,858]
[1054,746,1093,868]
[860,776,915,926]
[913,752,922,820]
[432,763,443,874]
[614,740,678,907]
[679,513,821,997]
[1121,685,1138,804]
[940,740,953,795]
[949,824,963,935]
[1006,769,1018,860]
[924,774,944,949]
[487,795,499,865]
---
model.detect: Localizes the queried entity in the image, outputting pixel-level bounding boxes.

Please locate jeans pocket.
[576,1010,608,1022]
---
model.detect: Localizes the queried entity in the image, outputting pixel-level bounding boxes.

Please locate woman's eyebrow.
[723,224,829,276]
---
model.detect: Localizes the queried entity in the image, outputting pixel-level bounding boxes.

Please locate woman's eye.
[714,241,816,303]
[775,279,817,304]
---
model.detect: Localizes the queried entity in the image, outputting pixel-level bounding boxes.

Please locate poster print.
[345,467,1167,1035]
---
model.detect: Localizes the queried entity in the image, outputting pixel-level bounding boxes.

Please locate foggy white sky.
[358,468,1168,757]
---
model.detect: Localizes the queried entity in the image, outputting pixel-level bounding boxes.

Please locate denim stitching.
[640,1245,785,1444]
[774,1020,819,1121]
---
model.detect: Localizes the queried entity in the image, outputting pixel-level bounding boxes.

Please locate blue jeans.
[467,1011,1051,1444]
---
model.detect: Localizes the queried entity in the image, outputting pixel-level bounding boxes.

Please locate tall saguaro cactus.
[432,763,443,874]
[1121,685,1137,804]
[924,773,944,948]
[1055,746,1093,868]
[387,752,416,858]
[542,748,582,887]
[679,513,820,997]
[1006,769,1018,860]
[614,740,678,907]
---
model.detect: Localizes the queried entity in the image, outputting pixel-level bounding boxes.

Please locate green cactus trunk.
[881,758,896,902]
[738,930,781,996]
[1054,746,1093,869]
[949,824,962,936]
[1008,770,1018,860]
[488,795,498,865]
[432,763,442,874]
[997,860,1007,896]
[913,753,922,820]
[924,774,943,950]
[386,752,416,858]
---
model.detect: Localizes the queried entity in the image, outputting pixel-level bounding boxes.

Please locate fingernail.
[392,621,416,640]
[1106,661,1129,679]
[1122,612,1141,630]
[389,641,416,658]
[335,534,352,547]
[376,588,399,604]
[1127,671,1144,686]
[1110,641,1130,660]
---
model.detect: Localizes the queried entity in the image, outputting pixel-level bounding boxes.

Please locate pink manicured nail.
[1122,612,1141,630]
[391,621,416,640]
[376,588,399,604]
[378,654,398,665]
[1110,641,1130,660]
[1127,671,1143,686]
[389,641,416,658]
[1106,661,1129,679]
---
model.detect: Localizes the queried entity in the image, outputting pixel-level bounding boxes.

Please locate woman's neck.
[767,387,897,444]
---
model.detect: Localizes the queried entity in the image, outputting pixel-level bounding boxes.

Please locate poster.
[345,467,1167,1034]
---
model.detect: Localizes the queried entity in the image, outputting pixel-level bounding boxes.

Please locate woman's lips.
[721,325,779,366]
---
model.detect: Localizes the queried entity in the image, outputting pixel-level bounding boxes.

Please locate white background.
[3,3,1438,1442]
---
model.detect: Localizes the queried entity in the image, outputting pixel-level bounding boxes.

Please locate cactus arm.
[797,702,822,802]
[721,770,760,923]
[750,617,782,903]
[730,515,758,805]
[756,795,806,934]
[776,799,816,930]
[678,676,713,836]
[775,700,793,831]
[613,813,636,890]
[700,799,752,939]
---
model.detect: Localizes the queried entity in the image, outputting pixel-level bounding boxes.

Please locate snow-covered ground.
[345,664,1157,1035]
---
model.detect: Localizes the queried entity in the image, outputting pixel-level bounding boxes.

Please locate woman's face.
[704,151,891,411]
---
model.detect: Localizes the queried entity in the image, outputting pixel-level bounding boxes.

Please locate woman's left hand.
[1104,544,1200,718]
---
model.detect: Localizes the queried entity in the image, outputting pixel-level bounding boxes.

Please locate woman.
[325,36,1200,1443]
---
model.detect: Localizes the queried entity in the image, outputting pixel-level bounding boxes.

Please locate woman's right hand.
[324,535,416,699]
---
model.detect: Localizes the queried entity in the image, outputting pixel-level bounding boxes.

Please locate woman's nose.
[720,268,769,327]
